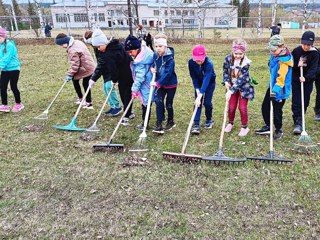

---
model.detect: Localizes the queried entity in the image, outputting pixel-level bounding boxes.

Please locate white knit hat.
[92,29,109,46]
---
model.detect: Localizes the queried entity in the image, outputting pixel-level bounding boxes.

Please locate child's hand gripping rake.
[92,98,134,152]
[129,73,156,152]
[247,84,293,163]
[86,82,116,133]
[53,86,92,131]
[35,80,68,120]
[202,98,246,164]
[294,66,317,152]
[163,105,202,163]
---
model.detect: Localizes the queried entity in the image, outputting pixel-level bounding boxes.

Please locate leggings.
[0,70,21,105]
[72,76,92,103]
[228,91,249,127]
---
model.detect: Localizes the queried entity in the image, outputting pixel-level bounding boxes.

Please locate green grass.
[0,40,320,239]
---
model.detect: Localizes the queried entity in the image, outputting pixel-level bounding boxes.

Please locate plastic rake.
[86,83,115,132]
[35,80,68,120]
[53,86,91,131]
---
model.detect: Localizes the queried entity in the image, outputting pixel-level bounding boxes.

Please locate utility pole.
[10,0,19,32]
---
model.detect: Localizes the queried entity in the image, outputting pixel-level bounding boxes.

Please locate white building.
[50,0,238,29]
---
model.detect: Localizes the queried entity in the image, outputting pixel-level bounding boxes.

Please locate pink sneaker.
[224,123,233,133]
[0,105,10,112]
[12,103,24,113]
[239,127,250,137]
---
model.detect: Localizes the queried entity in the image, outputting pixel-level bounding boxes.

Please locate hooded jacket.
[130,44,154,105]
[153,47,178,88]
[269,48,294,101]
[188,56,216,94]
[66,37,96,80]
[91,39,133,85]
[291,45,319,83]
[0,39,20,71]
[223,54,254,100]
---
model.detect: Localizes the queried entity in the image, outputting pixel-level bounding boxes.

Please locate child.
[55,33,95,109]
[255,35,293,140]
[223,39,254,137]
[0,27,24,113]
[89,29,134,125]
[151,33,178,134]
[291,31,319,134]
[188,44,216,135]
[83,30,122,116]
[124,35,154,131]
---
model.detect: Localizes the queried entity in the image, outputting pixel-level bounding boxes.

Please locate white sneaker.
[82,103,93,109]
[238,127,250,137]
[224,123,233,133]
[121,118,130,126]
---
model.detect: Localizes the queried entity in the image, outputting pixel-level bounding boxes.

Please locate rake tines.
[163,152,202,164]
[202,148,246,165]
[92,143,124,153]
[246,151,293,164]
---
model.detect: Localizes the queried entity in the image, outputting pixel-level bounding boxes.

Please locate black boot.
[152,121,164,134]
[164,119,176,130]
[293,116,302,135]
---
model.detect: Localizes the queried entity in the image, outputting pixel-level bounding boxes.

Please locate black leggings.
[72,76,91,103]
[0,70,21,105]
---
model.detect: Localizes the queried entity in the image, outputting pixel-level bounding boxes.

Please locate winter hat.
[92,29,109,47]
[0,27,7,38]
[83,30,93,44]
[232,39,247,53]
[301,31,315,45]
[124,35,141,51]
[192,44,206,61]
[267,34,285,51]
[55,33,70,45]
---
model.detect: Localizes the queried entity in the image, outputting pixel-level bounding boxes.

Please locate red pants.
[228,91,248,127]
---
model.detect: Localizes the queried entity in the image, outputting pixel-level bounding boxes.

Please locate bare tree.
[34,0,45,37]
[271,0,277,26]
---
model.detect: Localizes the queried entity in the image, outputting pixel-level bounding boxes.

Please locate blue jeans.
[194,81,215,125]
[154,87,176,122]
[103,81,120,109]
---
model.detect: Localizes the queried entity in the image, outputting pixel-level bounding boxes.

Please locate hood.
[134,43,154,65]
[106,39,123,51]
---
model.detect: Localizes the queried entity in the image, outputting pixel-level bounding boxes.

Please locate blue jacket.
[188,56,216,94]
[223,54,254,100]
[131,44,154,105]
[153,47,177,88]
[0,40,21,71]
[269,49,293,101]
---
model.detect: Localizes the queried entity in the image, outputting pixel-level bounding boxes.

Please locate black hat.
[301,31,315,45]
[124,35,141,51]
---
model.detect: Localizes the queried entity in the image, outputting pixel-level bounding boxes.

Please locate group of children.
[1,26,319,141]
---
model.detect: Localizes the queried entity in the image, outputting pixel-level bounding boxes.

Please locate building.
[50,0,238,29]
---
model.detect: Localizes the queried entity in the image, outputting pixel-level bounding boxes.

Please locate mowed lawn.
[0,39,319,239]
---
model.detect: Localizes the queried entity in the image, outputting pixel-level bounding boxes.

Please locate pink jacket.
[66,38,95,80]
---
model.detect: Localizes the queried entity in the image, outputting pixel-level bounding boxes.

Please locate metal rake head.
[246,152,293,164]
[162,152,202,164]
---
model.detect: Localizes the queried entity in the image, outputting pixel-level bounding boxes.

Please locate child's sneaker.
[110,107,123,116]
[255,125,270,135]
[153,122,164,134]
[204,120,213,129]
[121,118,130,126]
[191,125,200,135]
[164,120,176,131]
[129,112,135,119]
[136,124,149,131]
[0,105,10,112]
[273,129,283,140]
[82,103,93,109]
[104,108,114,116]
[238,127,250,137]
[75,98,83,105]
[224,123,233,133]
[12,103,24,113]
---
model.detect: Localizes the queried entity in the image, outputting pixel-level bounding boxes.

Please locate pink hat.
[0,27,7,38]
[192,45,206,61]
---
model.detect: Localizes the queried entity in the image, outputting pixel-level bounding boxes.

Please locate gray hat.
[92,29,109,46]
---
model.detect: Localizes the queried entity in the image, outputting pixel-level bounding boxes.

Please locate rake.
[247,87,293,163]
[129,73,156,152]
[202,99,246,164]
[53,86,91,131]
[92,98,134,152]
[85,82,115,133]
[35,80,68,120]
[294,66,317,152]
[163,105,202,163]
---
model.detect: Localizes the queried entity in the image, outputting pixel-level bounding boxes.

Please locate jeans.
[72,75,91,103]
[154,87,176,122]
[228,91,249,127]
[0,70,21,105]
[194,81,215,125]
[103,81,120,109]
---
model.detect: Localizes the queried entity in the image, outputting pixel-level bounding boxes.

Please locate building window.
[176,10,181,16]
[172,19,181,24]
[183,10,188,16]
[170,10,174,16]
[56,14,69,23]
[142,19,147,25]
[154,10,159,16]
[164,10,168,16]
[94,13,105,22]
[107,10,114,16]
[183,0,192,3]
[74,13,88,22]
[184,19,194,24]
[165,19,168,24]
[190,10,195,16]
[116,10,122,16]
[118,19,124,25]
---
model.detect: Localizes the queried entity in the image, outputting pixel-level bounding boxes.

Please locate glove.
[65,75,73,82]
[226,90,233,101]
[131,91,140,99]
[270,92,276,101]
[89,79,96,88]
